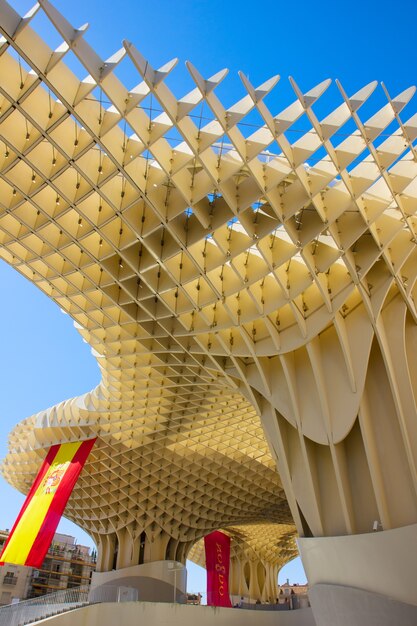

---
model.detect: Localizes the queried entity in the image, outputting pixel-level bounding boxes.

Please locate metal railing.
[46,547,97,564]
[187,591,310,610]
[0,585,90,626]
[0,584,143,626]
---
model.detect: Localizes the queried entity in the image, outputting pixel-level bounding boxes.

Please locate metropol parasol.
[0,1,417,624]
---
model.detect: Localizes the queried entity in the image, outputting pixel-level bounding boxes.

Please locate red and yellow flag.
[0,439,95,568]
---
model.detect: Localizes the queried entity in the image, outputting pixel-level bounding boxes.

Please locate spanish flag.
[0,439,95,568]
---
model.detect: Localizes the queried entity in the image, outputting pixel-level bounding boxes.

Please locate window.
[0,592,11,605]
[3,572,17,585]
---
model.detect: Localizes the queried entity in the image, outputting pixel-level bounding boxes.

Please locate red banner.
[0,439,95,568]
[204,530,232,607]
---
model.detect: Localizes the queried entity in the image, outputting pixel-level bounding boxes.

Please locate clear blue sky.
[2,0,416,590]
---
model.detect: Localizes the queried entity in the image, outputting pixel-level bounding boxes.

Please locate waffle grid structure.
[1,0,417,603]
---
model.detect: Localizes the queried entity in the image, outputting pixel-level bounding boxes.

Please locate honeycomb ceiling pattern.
[1,0,417,567]
[4,394,292,546]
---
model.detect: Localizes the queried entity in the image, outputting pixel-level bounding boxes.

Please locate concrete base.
[33,602,316,626]
[298,523,417,625]
[90,561,187,603]
[309,584,417,626]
